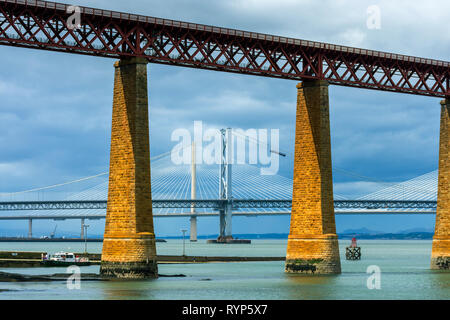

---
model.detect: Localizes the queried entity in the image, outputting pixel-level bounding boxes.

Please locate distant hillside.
[398,227,434,234]
[341,228,382,235]
[339,232,433,240]
[159,232,434,240]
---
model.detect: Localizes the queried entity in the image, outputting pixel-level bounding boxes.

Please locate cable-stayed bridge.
[0,155,438,217]
[0,146,438,239]
[0,124,439,242]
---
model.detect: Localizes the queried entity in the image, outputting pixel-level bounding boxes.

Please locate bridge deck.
[0,0,448,97]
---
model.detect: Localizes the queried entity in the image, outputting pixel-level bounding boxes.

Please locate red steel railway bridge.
[0,0,448,277]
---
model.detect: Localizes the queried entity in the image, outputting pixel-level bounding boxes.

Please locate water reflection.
[284,274,339,300]
[0,240,448,299]
[99,280,157,300]
[431,271,450,289]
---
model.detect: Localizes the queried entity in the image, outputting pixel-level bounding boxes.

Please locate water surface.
[0,240,448,300]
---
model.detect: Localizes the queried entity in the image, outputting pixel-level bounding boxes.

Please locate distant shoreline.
[0,232,434,242]
[338,232,433,240]
[0,238,167,243]
[159,232,434,241]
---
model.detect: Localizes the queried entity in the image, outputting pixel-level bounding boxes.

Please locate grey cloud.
[0,0,444,235]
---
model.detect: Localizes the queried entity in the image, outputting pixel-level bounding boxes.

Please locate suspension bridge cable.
[231,130,288,157]
[0,146,191,197]
[0,172,109,197]
[332,167,394,185]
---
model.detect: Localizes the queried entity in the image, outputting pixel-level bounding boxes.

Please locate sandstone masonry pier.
[100,58,158,279]
[285,81,341,274]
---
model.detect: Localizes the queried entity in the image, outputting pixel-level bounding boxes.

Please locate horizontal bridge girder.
[0,210,437,220]
[0,199,437,211]
[0,200,222,210]
[0,0,448,97]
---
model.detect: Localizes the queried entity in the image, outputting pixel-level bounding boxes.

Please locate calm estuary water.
[0,240,448,300]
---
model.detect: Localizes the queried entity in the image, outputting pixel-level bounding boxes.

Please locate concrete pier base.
[28,219,32,239]
[207,237,251,244]
[80,218,85,239]
[190,216,197,242]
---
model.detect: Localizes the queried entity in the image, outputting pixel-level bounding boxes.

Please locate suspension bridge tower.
[206,128,251,244]
[218,128,233,242]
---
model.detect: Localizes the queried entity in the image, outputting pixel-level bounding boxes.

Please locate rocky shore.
[0,271,186,282]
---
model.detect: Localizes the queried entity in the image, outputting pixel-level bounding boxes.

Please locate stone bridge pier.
[285,80,341,275]
[100,58,158,279]
[431,98,450,270]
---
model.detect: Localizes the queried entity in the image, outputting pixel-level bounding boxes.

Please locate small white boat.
[43,252,90,266]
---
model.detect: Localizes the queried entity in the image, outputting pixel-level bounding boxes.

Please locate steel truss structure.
[0,199,437,211]
[0,0,448,97]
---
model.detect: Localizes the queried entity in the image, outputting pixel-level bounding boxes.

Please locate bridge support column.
[285,80,341,275]
[224,203,233,239]
[28,219,32,239]
[218,209,226,240]
[217,128,233,242]
[80,218,85,239]
[100,57,158,279]
[190,216,197,242]
[431,98,450,270]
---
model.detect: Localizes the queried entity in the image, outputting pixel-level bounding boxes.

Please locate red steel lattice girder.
[0,0,448,97]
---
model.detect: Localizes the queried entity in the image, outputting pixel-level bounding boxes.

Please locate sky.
[0,0,448,237]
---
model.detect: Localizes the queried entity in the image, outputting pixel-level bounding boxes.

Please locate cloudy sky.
[0,0,448,237]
